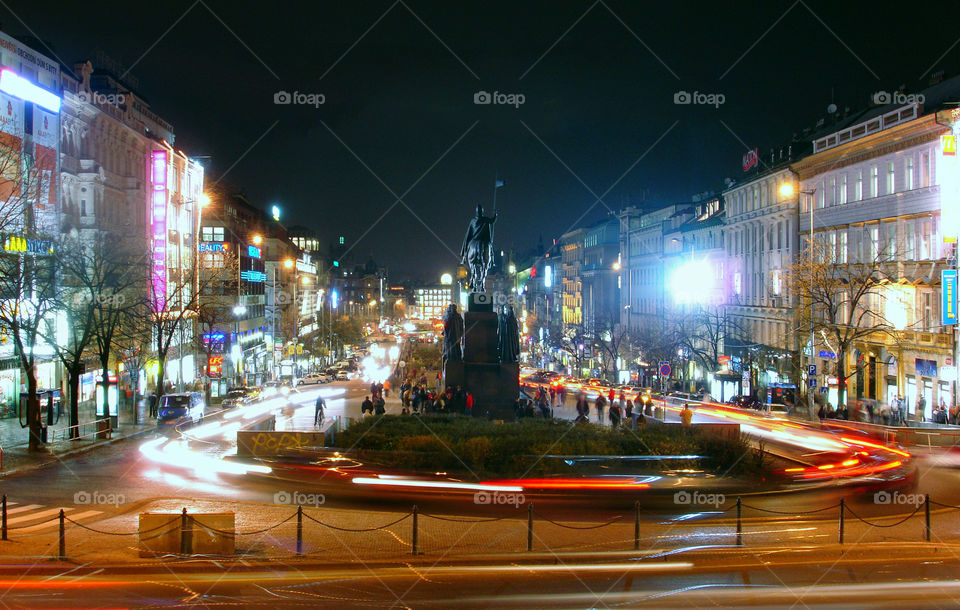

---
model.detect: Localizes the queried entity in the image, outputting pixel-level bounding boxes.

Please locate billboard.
[944,269,958,326]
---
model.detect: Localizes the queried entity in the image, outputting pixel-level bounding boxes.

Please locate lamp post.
[232,305,247,385]
[780,179,817,419]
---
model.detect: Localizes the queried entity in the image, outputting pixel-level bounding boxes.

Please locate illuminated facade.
[414,286,452,320]
[795,97,957,417]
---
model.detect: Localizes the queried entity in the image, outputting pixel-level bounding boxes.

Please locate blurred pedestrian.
[314,394,326,426]
[595,395,606,424]
[680,403,693,428]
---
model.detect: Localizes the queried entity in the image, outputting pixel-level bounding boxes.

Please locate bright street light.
[779,182,795,198]
[283,258,294,269]
[199,192,211,207]
[252,235,262,245]
[233,305,247,316]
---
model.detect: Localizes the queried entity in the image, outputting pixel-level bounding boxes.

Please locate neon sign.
[247,245,261,258]
[199,242,228,253]
[240,270,266,282]
[151,150,167,307]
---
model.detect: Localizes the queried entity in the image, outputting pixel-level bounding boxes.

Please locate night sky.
[4,1,958,279]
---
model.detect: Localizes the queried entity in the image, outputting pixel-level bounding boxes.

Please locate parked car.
[157,392,205,426]
[336,370,349,381]
[297,373,325,386]
[220,389,247,409]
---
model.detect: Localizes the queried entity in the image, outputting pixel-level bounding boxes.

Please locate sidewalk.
[0,401,156,477]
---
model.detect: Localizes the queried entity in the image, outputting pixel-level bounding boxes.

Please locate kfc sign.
[742,148,759,172]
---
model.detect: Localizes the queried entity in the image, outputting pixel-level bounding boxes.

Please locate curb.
[0,425,157,478]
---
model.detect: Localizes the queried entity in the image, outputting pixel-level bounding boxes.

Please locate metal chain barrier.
[191,511,299,537]
[301,511,411,532]
[63,514,183,536]
[421,513,507,523]
[843,503,924,528]
[532,509,622,530]
[742,503,842,516]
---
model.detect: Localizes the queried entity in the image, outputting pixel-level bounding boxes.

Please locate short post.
[296,505,304,555]
[58,509,65,560]
[527,503,534,552]
[634,501,640,550]
[2,494,7,541]
[838,499,845,545]
[411,505,418,556]
[925,494,931,542]
[180,507,191,555]
[736,497,742,546]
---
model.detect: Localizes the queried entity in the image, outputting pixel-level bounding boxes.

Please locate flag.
[495,179,504,188]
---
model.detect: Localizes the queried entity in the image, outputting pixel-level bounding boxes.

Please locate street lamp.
[232,305,247,385]
[784,174,817,418]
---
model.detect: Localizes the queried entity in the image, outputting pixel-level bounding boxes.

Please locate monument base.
[444,361,519,420]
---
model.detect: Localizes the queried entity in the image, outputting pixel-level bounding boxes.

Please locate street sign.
[658,361,672,377]
[808,378,817,388]
[808,364,817,376]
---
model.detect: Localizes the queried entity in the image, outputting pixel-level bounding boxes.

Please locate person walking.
[917,395,926,422]
[314,394,326,427]
[595,394,606,424]
[609,400,622,427]
[680,403,693,428]
[361,395,374,415]
[435,372,442,389]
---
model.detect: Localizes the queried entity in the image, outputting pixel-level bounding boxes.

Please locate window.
[839,231,847,263]
[920,152,931,187]
[905,157,914,190]
[777,221,783,250]
[870,166,879,197]
[817,182,825,208]
[923,291,933,330]
[886,162,895,194]
[905,220,916,259]
[201,226,225,242]
[869,226,879,260]
[919,219,931,260]
[855,169,863,201]
[885,223,896,258]
[771,270,782,295]
[828,177,836,206]
[734,272,741,295]
[839,173,847,204]
[80,198,87,216]
[829,231,837,260]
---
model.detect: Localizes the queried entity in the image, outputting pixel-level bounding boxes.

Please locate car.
[336,370,349,381]
[765,402,792,417]
[220,389,247,409]
[157,392,205,426]
[297,373,325,386]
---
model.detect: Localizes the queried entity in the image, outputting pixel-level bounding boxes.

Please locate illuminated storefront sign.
[199,242,228,252]
[3,235,54,254]
[240,270,266,282]
[943,270,958,326]
[247,245,261,258]
[0,69,60,112]
[151,150,168,307]
[944,122,960,243]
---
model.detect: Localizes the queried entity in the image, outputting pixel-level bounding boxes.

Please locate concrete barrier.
[138,511,235,556]
[236,430,326,457]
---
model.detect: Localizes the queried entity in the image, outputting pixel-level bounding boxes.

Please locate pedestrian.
[314,394,326,426]
[680,403,693,428]
[383,379,391,397]
[609,400,621,427]
[435,372,442,389]
[575,394,589,422]
[917,395,926,421]
[361,395,373,415]
[549,386,556,407]
[466,392,474,413]
[595,394,606,424]
[607,387,615,405]
[149,394,158,419]
[374,395,386,415]
[625,398,634,423]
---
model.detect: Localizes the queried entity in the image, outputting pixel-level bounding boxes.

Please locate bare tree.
[788,236,909,414]
[0,134,58,450]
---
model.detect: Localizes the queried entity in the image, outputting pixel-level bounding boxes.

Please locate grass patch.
[334,415,771,479]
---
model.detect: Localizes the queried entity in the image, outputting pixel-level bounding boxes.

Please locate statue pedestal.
[442,292,519,419]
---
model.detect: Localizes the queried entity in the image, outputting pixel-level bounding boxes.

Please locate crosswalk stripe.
[6,507,72,525]
[5,505,42,515]
[17,510,102,533]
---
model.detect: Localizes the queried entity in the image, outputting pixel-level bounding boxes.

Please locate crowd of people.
[515,384,656,428]
[397,378,473,415]
[816,394,960,426]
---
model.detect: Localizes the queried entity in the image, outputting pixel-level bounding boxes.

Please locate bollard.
[925,494,931,542]
[634,501,640,550]
[2,494,7,541]
[180,508,191,555]
[527,503,534,552]
[296,505,304,555]
[411,505,419,556]
[838,499,845,545]
[58,509,65,560]
[736,497,742,546]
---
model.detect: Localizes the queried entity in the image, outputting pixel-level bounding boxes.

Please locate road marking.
[6,507,74,525]
[17,510,102,533]
[5,504,42,515]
